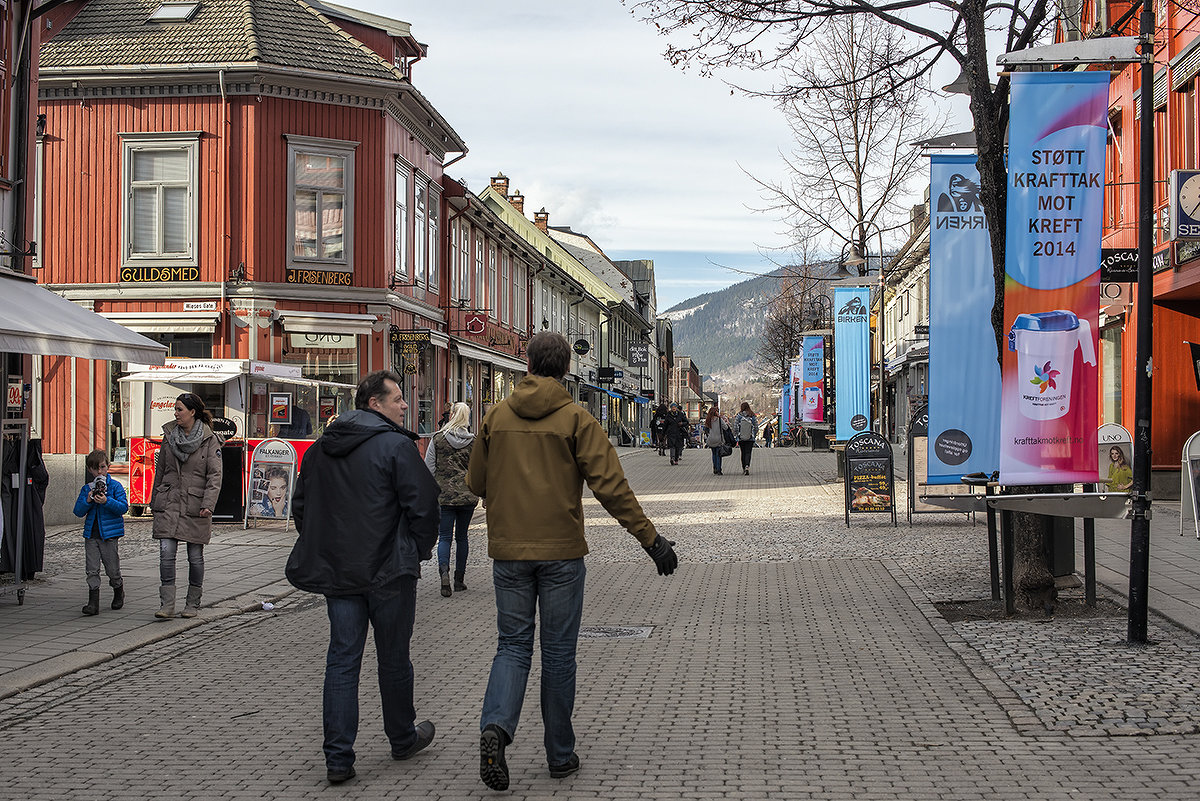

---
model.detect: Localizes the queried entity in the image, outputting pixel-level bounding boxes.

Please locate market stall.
[119,358,354,519]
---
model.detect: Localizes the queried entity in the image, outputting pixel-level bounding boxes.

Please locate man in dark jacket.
[287,370,440,785]
[466,332,677,791]
[663,402,689,465]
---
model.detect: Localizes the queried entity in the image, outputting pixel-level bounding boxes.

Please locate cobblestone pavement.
[2,447,1200,799]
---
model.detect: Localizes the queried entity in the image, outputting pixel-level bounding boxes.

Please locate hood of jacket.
[319,409,418,457]
[506,375,573,420]
[438,428,475,449]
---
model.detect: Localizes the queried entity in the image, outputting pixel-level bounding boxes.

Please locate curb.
[0,582,299,700]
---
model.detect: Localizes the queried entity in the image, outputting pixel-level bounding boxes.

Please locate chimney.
[490,172,509,195]
[534,208,549,233]
[508,190,525,215]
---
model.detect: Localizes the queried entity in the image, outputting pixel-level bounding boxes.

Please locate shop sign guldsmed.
[1000,71,1104,485]
[834,287,871,442]
[800,335,825,424]
[927,155,1000,484]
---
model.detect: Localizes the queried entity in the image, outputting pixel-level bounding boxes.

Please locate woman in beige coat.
[151,392,222,619]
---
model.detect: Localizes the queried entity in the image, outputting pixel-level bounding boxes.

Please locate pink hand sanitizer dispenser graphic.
[1007,310,1095,421]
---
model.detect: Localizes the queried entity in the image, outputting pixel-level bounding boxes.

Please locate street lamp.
[997,20,1153,643]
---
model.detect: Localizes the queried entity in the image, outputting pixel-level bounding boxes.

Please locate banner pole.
[1127,4,1155,645]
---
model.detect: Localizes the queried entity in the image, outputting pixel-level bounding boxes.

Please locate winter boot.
[180,585,202,618]
[440,568,452,598]
[82,588,100,616]
[155,584,176,619]
[111,584,125,610]
[453,571,467,592]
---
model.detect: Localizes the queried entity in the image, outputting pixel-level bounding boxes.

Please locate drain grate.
[578,625,653,640]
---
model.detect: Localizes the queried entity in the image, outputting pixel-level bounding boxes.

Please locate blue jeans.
[711,447,723,472]
[437,504,476,573]
[323,580,418,771]
[481,558,585,766]
[158,538,203,586]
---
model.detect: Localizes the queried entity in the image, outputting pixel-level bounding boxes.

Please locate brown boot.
[155,584,175,619]
[180,585,202,618]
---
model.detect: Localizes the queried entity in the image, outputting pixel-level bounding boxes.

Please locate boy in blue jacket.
[73,449,127,615]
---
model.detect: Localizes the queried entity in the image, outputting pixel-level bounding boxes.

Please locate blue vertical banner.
[927,154,1001,483]
[1000,71,1104,485]
[834,286,871,441]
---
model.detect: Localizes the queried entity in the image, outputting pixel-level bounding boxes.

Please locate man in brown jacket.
[466,332,677,792]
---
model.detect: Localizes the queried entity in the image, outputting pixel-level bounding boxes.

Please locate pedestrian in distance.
[424,400,478,597]
[664,401,689,465]
[286,370,441,785]
[466,332,678,792]
[704,405,731,475]
[732,402,758,476]
[764,422,774,448]
[151,392,222,620]
[651,403,669,456]
[73,448,126,615]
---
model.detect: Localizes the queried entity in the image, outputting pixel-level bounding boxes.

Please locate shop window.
[282,333,359,384]
[395,160,409,280]
[144,332,213,358]
[121,132,199,266]
[1101,322,1123,423]
[402,345,436,435]
[287,135,356,269]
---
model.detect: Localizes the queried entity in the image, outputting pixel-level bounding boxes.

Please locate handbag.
[722,421,736,448]
[719,443,733,458]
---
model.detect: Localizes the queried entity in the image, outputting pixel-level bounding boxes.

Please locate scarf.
[166,421,206,464]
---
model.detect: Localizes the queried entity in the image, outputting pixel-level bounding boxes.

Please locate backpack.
[737,415,755,441]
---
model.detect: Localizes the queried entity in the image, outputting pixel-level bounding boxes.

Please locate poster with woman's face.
[1100,442,1133,491]
[249,466,291,519]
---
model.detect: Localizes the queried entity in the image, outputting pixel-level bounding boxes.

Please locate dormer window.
[148,2,200,22]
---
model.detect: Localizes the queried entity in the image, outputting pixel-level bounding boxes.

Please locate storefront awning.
[451,337,528,373]
[100,311,220,334]
[0,272,167,363]
[121,370,239,385]
[278,309,379,336]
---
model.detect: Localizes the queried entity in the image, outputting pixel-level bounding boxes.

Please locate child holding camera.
[72,448,127,616]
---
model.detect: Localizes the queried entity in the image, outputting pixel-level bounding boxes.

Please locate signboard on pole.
[245,438,298,530]
[1098,423,1133,492]
[800,336,825,423]
[928,154,1001,484]
[834,286,871,441]
[999,71,1105,485]
[628,343,649,367]
[843,431,896,527]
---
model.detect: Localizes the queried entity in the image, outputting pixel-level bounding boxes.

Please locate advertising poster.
[927,155,1001,484]
[1000,71,1105,485]
[834,286,871,441]
[269,392,292,426]
[801,335,826,423]
[245,438,297,526]
[1097,423,1133,491]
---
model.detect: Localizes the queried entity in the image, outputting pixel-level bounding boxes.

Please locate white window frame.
[121,131,200,268]
[500,252,510,325]
[286,134,357,271]
[488,243,498,320]
[427,182,440,290]
[394,158,410,280]
[414,173,428,285]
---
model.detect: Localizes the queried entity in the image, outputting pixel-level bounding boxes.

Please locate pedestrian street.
[3,446,1200,799]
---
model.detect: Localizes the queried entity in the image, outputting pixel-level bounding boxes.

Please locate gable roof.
[40,0,401,83]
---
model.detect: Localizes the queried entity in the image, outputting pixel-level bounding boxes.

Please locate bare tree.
[756,14,945,262]
[627,0,1064,613]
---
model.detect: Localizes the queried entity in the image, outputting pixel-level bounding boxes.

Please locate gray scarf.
[166,422,206,464]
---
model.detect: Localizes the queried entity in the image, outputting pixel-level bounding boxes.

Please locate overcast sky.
[346,0,801,310]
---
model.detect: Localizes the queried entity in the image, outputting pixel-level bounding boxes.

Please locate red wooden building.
[32,0,471,503]
[1071,2,1200,492]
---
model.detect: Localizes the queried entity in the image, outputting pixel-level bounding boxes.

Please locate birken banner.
[1000,71,1104,485]
[927,154,1000,484]
[834,287,871,441]
[801,335,826,423]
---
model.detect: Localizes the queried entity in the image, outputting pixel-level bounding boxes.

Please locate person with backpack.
[424,401,478,597]
[732,402,758,476]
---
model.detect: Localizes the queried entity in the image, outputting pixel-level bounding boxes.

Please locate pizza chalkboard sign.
[844,430,897,527]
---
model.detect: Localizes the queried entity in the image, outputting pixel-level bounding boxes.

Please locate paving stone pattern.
[2,448,1200,799]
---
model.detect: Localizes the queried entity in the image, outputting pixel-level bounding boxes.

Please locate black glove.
[643,535,678,576]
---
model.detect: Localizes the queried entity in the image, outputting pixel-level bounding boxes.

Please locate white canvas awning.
[99,311,220,334]
[120,370,239,385]
[0,272,167,364]
[451,337,528,373]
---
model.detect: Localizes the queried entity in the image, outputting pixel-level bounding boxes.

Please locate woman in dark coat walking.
[150,393,222,620]
[651,403,669,456]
